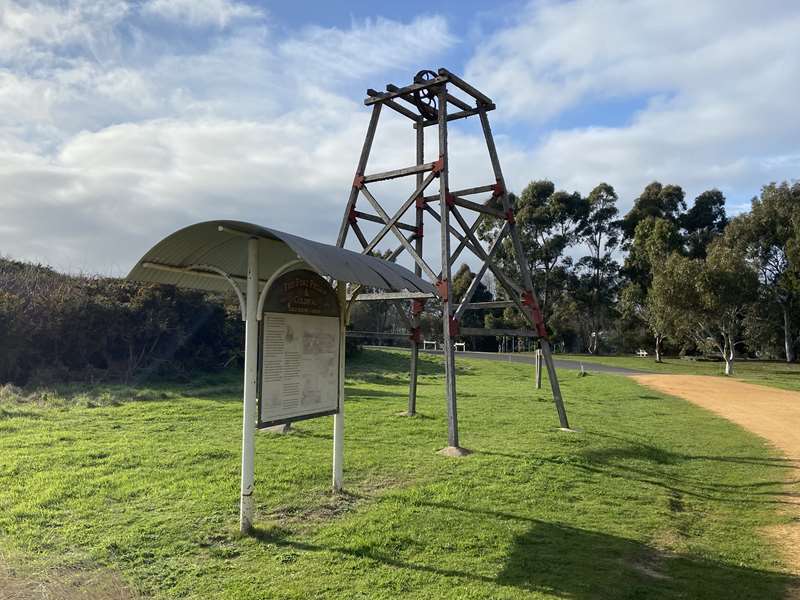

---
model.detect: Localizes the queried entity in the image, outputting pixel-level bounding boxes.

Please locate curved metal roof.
[126,220,435,295]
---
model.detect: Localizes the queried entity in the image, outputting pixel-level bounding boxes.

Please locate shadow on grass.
[476,432,798,507]
[251,513,796,599]
[497,520,795,599]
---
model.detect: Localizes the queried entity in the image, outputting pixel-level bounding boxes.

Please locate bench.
[635,349,649,357]
[454,342,466,352]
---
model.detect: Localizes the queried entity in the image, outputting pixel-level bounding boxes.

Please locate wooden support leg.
[540,339,570,429]
[434,86,466,456]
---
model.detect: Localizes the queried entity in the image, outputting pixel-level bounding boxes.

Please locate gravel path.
[633,374,800,581]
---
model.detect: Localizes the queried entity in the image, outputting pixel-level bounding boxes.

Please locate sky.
[2,0,799,275]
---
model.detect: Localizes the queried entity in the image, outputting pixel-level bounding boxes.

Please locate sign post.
[239,237,259,534]
[332,281,346,492]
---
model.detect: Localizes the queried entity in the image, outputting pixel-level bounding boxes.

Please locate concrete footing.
[437,446,471,457]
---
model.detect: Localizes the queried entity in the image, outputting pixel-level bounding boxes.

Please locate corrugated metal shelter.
[127,220,435,296]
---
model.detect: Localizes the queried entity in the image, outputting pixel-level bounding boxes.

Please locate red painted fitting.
[448,316,460,337]
[432,157,445,174]
[522,291,548,338]
[409,327,422,343]
[445,192,456,208]
[416,195,427,208]
[436,279,449,301]
[505,209,515,224]
[492,180,505,197]
[416,223,424,238]
[411,299,426,315]
[353,174,365,189]
[348,207,358,224]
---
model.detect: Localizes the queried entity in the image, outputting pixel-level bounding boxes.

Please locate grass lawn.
[0,348,797,598]
[559,353,800,392]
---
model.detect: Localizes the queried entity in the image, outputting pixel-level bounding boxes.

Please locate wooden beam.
[385,84,437,120]
[420,104,495,128]
[438,68,493,105]
[446,93,472,111]
[337,104,381,247]
[423,184,495,202]
[353,210,417,233]
[452,195,505,219]
[363,161,437,184]
[364,75,448,106]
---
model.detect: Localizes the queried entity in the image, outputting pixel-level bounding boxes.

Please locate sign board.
[258,269,340,428]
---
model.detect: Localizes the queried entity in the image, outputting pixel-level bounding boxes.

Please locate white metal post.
[332,281,346,492]
[239,237,259,533]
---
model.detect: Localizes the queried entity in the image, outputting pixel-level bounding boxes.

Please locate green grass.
[558,353,800,391]
[0,349,797,598]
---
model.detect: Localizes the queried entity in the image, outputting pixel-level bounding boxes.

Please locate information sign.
[258,270,340,427]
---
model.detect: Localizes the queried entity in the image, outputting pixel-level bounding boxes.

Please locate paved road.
[420,349,644,375]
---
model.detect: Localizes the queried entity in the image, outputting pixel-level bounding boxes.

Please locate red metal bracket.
[492,180,505,197]
[409,326,422,343]
[411,299,426,315]
[448,316,460,337]
[522,291,548,338]
[348,207,358,224]
[432,157,445,175]
[416,223,424,238]
[353,174,365,189]
[415,195,427,208]
[436,279,449,301]
[505,209,515,224]
[445,192,456,208]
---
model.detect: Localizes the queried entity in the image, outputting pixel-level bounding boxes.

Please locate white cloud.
[0,5,456,274]
[279,16,456,81]
[141,0,263,29]
[466,0,800,208]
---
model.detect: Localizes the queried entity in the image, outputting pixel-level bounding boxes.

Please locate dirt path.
[632,375,800,582]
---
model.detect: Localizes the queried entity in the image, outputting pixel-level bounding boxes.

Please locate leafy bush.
[0,257,241,385]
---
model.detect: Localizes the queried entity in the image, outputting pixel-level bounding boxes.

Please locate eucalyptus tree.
[511,180,587,319]
[620,181,686,248]
[681,189,728,259]
[619,217,683,360]
[724,181,800,362]
[575,183,621,353]
[649,243,758,375]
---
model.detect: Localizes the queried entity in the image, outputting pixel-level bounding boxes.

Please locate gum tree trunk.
[654,334,663,363]
[784,307,796,363]
[723,338,735,376]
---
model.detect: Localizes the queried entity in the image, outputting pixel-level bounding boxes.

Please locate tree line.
[350,179,800,373]
[1,178,798,385]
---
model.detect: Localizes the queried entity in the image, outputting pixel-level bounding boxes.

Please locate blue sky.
[2,0,799,274]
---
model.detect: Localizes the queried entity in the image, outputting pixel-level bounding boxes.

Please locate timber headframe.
[337,68,571,449]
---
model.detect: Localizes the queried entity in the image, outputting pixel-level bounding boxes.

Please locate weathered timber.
[438,68,493,105]
[362,161,437,184]
[364,75,448,105]
[420,104,496,127]
[353,210,416,232]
